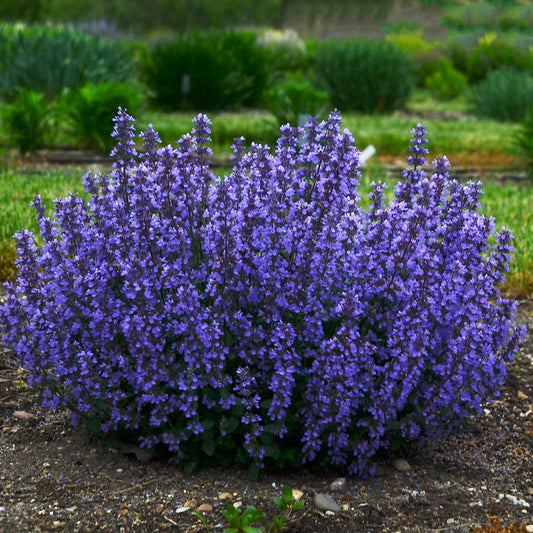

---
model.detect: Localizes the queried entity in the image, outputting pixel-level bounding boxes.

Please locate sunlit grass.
[0,170,85,280]
[138,104,521,165]
[342,114,520,159]
[481,181,533,298]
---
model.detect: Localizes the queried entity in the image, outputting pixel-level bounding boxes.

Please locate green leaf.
[222,505,240,526]
[273,496,285,508]
[385,419,402,431]
[202,439,216,457]
[243,505,262,521]
[389,433,405,452]
[201,419,215,431]
[83,417,102,435]
[242,527,263,533]
[282,485,293,503]
[183,459,199,477]
[293,500,305,511]
[248,463,260,481]
[272,516,287,532]
[226,416,239,433]
[263,444,280,461]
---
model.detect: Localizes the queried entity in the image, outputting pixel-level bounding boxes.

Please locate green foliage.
[466,35,533,83]
[59,82,143,151]
[266,72,328,126]
[500,5,533,32]
[315,39,415,114]
[514,104,533,172]
[442,2,499,31]
[384,29,435,55]
[385,30,440,88]
[470,68,533,122]
[0,0,42,21]
[0,23,135,101]
[143,30,271,111]
[255,29,309,76]
[425,57,468,100]
[218,486,304,533]
[0,90,54,154]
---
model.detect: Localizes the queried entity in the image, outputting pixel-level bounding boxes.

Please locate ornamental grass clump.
[1,109,525,476]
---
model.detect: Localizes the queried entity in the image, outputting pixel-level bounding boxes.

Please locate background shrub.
[0,89,54,154]
[515,104,533,173]
[58,82,143,151]
[424,56,468,101]
[470,68,533,122]
[0,23,135,101]
[315,39,415,113]
[255,28,309,77]
[1,110,524,477]
[143,30,271,111]
[465,36,533,83]
[266,72,328,126]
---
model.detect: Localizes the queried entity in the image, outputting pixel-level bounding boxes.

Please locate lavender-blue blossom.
[1,110,525,476]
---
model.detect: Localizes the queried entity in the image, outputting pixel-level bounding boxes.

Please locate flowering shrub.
[1,109,525,476]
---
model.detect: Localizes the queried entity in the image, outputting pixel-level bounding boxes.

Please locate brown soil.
[1,299,532,533]
[377,153,521,171]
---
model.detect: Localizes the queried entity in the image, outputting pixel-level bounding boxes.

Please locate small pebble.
[196,503,213,513]
[218,492,233,500]
[330,478,347,492]
[292,489,304,501]
[313,493,341,512]
[392,458,411,472]
[505,494,530,507]
[517,390,528,400]
[12,411,37,422]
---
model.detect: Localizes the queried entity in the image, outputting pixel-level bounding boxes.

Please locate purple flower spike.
[1,111,525,477]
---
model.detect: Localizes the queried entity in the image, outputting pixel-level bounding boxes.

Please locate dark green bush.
[58,82,143,151]
[444,38,476,78]
[315,39,415,114]
[0,90,54,154]
[470,68,533,122]
[266,72,328,126]
[425,57,468,101]
[143,30,271,111]
[442,3,498,31]
[515,104,533,172]
[0,23,135,101]
[500,5,533,32]
[255,29,310,77]
[466,37,533,83]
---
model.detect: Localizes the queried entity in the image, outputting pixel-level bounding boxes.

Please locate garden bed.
[0,298,532,533]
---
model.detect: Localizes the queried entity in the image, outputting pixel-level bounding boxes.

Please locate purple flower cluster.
[1,109,525,475]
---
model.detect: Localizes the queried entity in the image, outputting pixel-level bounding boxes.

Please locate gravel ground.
[0,298,532,533]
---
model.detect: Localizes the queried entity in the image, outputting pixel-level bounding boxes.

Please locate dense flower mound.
[1,109,525,476]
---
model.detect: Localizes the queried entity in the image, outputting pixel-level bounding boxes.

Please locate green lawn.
[136,105,522,165]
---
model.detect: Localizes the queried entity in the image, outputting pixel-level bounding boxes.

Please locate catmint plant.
[1,108,525,476]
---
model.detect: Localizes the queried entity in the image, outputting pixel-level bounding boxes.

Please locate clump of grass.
[0,170,85,281]
[481,180,533,298]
